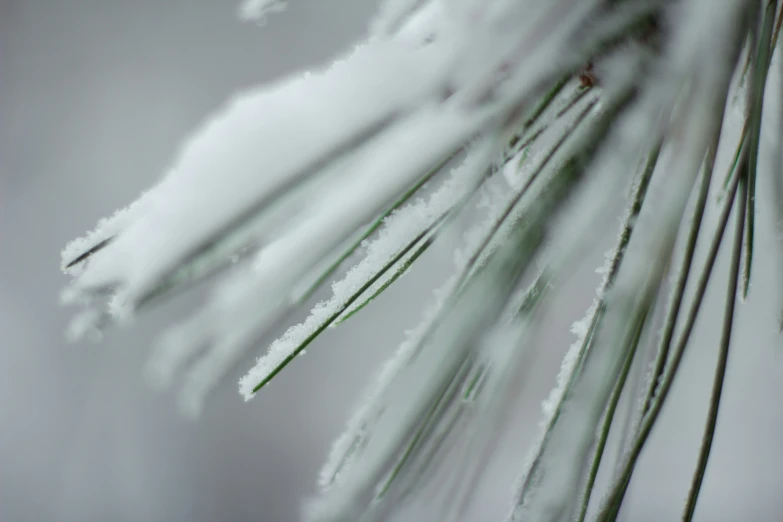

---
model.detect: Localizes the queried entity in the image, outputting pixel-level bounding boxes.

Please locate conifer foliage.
[62,1,782,520]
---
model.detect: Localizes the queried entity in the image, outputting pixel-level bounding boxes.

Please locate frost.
[334,141,494,320]
[316,294,443,491]
[540,301,598,423]
[509,3,750,518]
[501,147,536,190]
[594,248,615,276]
[237,139,495,401]
[60,188,153,277]
[309,193,538,522]
[142,134,492,415]
[315,180,510,493]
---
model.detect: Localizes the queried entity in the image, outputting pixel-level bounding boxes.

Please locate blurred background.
[1,2,782,521]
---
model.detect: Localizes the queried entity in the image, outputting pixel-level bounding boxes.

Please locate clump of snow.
[237,0,287,25]
[64,37,453,321]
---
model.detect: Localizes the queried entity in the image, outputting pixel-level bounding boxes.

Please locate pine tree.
[61,1,783,520]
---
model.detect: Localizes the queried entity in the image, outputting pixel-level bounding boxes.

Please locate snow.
[237,0,287,25]
[57,0,780,518]
[315,178,512,494]
[63,37,453,318]
[65,0,620,425]
[227,140,493,402]
[509,2,751,518]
